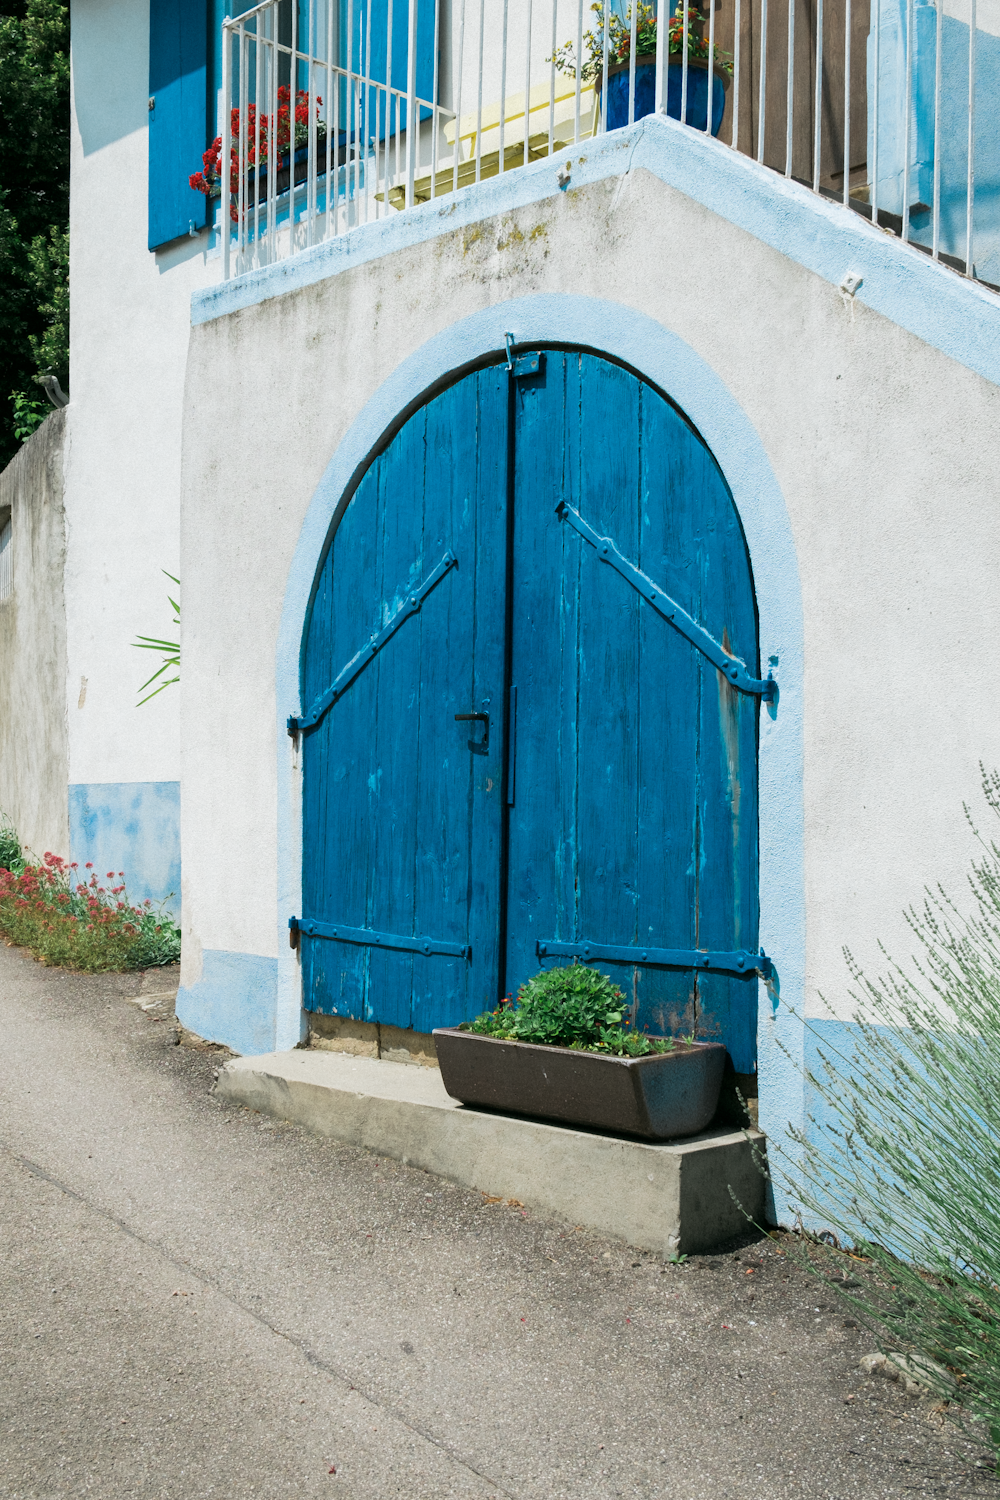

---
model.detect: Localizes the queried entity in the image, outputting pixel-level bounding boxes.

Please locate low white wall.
[0,412,69,859]
[178,142,1000,1088]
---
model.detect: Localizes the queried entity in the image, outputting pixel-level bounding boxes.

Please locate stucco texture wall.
[178,164,1000,1060]
[68,0,221,792]
[0,410,69,859]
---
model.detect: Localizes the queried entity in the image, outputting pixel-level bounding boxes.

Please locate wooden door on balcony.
[298,351,762,1071]
[706,0,870,191]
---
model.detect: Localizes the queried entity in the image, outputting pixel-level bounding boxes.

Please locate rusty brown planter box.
[432,1029,727,1140]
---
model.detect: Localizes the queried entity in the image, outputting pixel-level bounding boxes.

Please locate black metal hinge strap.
[555,502,776,701]
[536,938,772,979]
[287,550,458,735]
[292,916,470,960]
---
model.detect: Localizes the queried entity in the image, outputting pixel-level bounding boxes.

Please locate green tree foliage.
[0,0,69,469]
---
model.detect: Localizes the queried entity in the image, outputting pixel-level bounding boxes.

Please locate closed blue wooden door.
[300,367,509,1030]
[505,353,760,1074]
[300,351,760,1070]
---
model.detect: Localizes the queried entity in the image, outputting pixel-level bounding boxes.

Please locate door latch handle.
[455,711,489,752]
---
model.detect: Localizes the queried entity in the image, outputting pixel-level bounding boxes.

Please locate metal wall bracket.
[537,938,772,979]
[504,332,541,377]
[287,550,458,735]
[555,502,776,701]
[293,915,470,960]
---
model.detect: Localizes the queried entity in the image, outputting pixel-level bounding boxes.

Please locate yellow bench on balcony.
[383,78,599,209]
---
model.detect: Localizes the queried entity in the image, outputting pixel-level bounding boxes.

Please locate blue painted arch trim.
[275,294,808,1220]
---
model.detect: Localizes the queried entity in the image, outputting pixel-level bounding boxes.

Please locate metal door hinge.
[293,916,470,960]
[556,501,776,701]
[537,938,772,979]
[288,549,457,735]
[504,332,543,378]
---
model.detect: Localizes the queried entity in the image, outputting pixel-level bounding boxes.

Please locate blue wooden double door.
[299,351,761,1071]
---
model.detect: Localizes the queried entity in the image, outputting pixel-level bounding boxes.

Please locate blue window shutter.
[343,0,436,139]
[148,0,209,251]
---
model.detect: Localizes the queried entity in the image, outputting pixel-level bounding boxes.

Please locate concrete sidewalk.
[0,942,994,1499]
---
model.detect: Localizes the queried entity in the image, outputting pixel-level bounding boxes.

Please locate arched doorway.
[295,350,764,1072]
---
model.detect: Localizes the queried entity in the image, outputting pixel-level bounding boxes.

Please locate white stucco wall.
[62,0,230,903]
[68,0,222,792]
[178,128,1000,1084]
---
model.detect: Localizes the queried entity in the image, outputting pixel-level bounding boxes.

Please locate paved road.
[0,942,995,1499]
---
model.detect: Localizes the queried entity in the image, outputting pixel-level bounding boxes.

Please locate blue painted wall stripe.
[176,950,279,1055]
[68,781,181,916]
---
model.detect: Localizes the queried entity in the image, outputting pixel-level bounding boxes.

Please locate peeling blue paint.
[68,781,180,915]
[176,949,279,1056]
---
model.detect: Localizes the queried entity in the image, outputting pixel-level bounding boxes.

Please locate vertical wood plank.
[688,475,760,1074]
[301,461,381,1018]
[573,356,643,1013]
[633,382,703,1040]
[411,367,509,1030]
[363,410,425,1028]
[504,351,576,1000]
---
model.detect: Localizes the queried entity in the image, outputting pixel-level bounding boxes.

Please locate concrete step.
[216,1049,766,1256]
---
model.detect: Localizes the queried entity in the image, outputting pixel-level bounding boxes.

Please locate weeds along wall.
[177,118,1000,1199]
[0,410,69,860]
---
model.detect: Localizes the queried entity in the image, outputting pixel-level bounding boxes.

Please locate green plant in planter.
[463,961,675,1055]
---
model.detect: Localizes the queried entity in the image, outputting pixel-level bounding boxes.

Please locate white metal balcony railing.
[218,0,999,293]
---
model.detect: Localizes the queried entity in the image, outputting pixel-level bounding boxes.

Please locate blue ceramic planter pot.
[604,56,727,135]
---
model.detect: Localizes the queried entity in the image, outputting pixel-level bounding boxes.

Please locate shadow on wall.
[869,8,1000,284]
[73,0,150,157]
[68,782,181,916]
